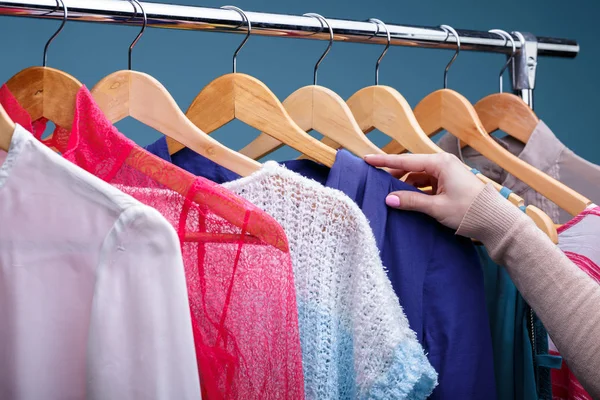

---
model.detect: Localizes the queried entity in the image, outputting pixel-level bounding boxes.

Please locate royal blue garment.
[145,138,497,399]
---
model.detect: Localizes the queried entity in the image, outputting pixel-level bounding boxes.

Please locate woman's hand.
[364,153,485,230]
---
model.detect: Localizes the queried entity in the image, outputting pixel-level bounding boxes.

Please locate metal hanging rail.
[0,0,579,58]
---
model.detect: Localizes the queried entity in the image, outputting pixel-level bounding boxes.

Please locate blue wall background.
[1,0,599,163]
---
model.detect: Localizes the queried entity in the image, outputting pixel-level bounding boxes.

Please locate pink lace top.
[0,84,305,400]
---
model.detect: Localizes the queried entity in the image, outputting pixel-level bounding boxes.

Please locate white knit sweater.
[223,162,437,399]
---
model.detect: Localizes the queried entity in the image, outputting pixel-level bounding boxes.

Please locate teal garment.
[477,247,558,400]
[472,176,559,399]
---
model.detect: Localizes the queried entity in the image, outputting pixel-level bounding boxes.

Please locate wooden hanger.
[475,93,538,144]
[178,72,337,167]
[91,3,259,177]
[346,85,528,207]
[91,71,261,176]
[378,89,538,153]
[347,85,443,155]
[384,30,539,152]
[347,84,557,241]
[474,31,539,144]
[413,26,591,217]
[4,0,81,131]
[90,1,287,251]
[345,19,445,156]
[284,85,383,156]
[166,7,336,167]
[346,21,532,208]
[527,205,558,243]
[350,24,555,241]
[241,20,524,208]
[0,104,15,151]
[238,13,382,160]
[5,67,81,131]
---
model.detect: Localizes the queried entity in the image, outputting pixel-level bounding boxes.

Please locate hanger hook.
[42,0,68,67]
[368,18,391,86]
[303,13,333,85]
[127,0,147,70]
[222,6,251,73]
[489,29,516,93]
[440,24,460,89]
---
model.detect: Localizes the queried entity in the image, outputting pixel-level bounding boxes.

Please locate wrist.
[456,184,523,248]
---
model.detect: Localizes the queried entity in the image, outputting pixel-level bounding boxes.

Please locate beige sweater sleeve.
[457,184,600,398]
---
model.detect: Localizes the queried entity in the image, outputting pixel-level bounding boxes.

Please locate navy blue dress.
[146,139,496,399]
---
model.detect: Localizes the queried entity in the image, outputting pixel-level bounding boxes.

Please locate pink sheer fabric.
[0,84,305,400]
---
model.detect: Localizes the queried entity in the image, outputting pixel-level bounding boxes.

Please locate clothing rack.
[0,0,580,107]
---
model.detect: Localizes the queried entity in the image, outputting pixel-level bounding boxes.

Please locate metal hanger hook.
[42,0,68,67]
[440,24,460,89]
[368,18,391,86]
[127,0,147,70]
[489,29,516,93]
[303,13,333,85]
[222,6,251,73]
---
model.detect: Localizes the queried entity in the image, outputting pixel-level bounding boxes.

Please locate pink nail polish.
[385,195,400,208]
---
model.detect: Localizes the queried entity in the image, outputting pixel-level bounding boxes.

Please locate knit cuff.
[457,184,524,250]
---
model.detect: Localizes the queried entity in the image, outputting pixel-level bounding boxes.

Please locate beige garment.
[438,121,600,224]
[457,184,600,398]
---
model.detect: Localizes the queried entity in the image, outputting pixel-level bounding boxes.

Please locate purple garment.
[146,138,496,399]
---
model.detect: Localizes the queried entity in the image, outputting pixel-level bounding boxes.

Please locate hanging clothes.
[0,85,305,400]
[149,138,439,398]
[145,138,495,399]
[437,121,600,224]
[438,122,600,400]
[0,124,200,399]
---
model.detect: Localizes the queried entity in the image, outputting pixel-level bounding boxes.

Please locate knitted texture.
[0,85,305,400]
[223,162,438,399]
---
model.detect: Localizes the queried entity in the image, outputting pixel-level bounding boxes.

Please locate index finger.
[364,153,445,178]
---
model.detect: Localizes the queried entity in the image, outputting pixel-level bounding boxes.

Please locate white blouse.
[0,125,200,399]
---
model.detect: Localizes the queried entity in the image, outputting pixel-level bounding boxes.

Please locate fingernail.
[385,195,400,208]
[364,154,374,160]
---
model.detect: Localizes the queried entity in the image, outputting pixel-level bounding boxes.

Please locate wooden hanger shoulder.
[239,134,283,160]
[166,73,235,155]
[348,85,442,155]
[185,73,236,135]
[5,66,82,130]
[414,89,591,216]
[90,71,131,123]
[283,85,382,157]
[238,84,373,160]
[413,89,479,137]
[526,205,558,244]
[184,73,336,167]
[91,70,261,177]
[474,92,539,143]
